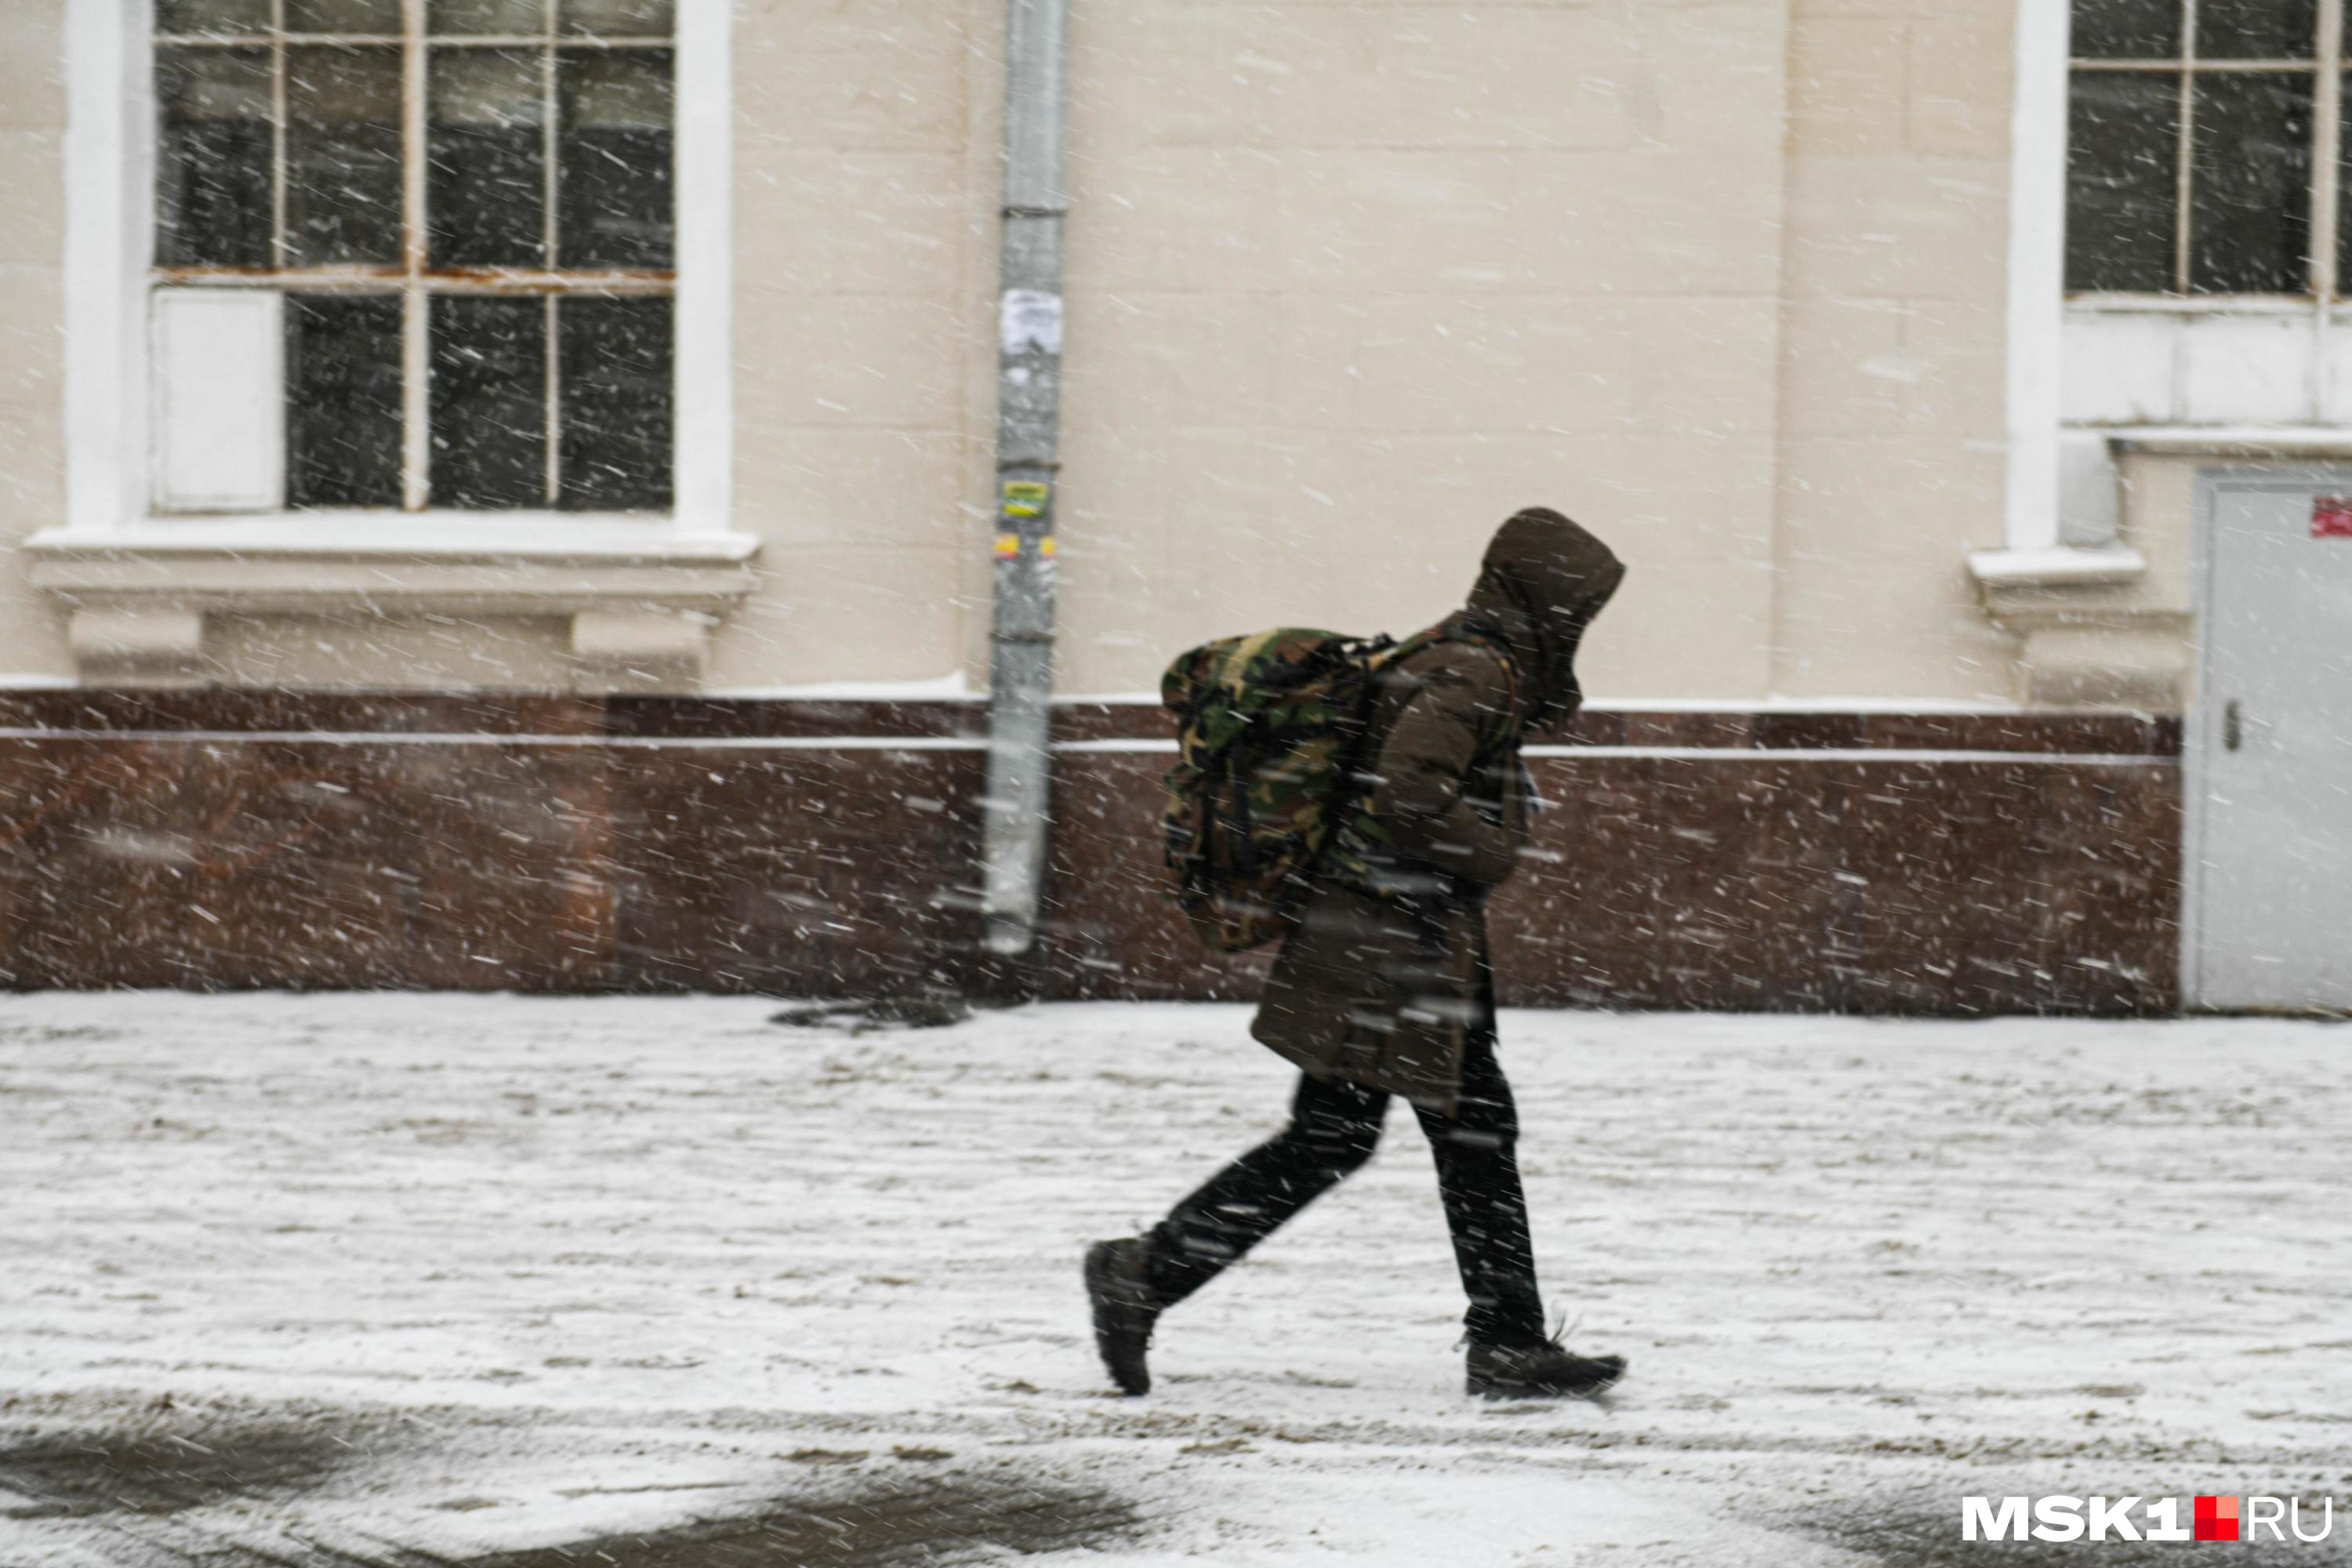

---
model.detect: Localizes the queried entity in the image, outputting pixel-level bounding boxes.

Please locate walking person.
[1087,507,1628,1399]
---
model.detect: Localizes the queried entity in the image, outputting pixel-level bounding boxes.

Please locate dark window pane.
[559,297,670,510]
[156,0,272,35]
[286,47,404,264]
[557,51,673,267]
[2190,72,2313,293]
[428,49,547,267]
[561,0,673,36]
[2198,0,2314,59]
[286,0,405,31]
[431,295,547,509]
[2071,0,2181,59]
[286,295,404,508]
[429,0,546,34]
[2067,71,2180,292]
[156,48,274,267]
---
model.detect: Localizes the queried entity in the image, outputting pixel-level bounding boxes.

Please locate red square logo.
[2195,1495,2241,1541]
[2312,498,2352,538]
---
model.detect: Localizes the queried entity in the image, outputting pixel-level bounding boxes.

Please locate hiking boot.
[1465,1338,1626,1400]
[1083,1237,1161,1396]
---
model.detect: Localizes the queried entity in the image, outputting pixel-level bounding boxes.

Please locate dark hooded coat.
[1250,509,1624,1114]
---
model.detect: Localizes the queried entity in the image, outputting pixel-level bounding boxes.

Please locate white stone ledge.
[1966,545,2148,589]
[26,518,762,689]
[1968,545,2179,709]
[2100,426,2352,458]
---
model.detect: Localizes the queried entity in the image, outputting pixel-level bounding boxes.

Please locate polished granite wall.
[0,694,2180,1012]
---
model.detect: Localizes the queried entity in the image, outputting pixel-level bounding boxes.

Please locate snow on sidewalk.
[1,994,2346,1566]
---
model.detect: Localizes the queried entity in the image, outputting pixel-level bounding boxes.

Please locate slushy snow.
[2,995,2346,1565]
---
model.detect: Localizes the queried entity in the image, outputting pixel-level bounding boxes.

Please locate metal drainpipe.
[981,0,1070,958]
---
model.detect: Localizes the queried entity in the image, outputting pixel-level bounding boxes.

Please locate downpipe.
[982,0,1069,958]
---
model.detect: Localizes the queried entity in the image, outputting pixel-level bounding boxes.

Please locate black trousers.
[1145,1020,1547,1347]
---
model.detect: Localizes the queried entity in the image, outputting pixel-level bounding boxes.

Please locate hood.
[1461,506,1625,731]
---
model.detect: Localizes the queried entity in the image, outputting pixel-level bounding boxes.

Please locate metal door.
[2186,471,2352,1011]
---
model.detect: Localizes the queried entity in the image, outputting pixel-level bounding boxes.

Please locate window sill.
[2064,296,2336,315]
[1966,545,2147,590]
[2098,426,2352,459]
[27,517,762,689]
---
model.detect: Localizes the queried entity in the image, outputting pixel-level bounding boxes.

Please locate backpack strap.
[1374,614,1525,758]
[1440,611,1523,722]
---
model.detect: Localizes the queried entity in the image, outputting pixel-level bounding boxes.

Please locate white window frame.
[1996,0,2352,571]
[2002,0,2075,558]
[56,0,735,545]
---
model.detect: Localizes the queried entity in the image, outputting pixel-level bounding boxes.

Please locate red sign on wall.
[2313,498,2352,538]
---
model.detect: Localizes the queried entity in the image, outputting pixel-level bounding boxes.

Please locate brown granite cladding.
[0,695,2180,1011]
[602,747,984,996]
[0,737,616,990]
[1513,753,2180,1014]
[1031,750,1272,1003]
[0,689,608,738]
[0,731,984,996]
[1038,702,2183,756]
[0,689,2179,754]
[1027,752,2180,1014]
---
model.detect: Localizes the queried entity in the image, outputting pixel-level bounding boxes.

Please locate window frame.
[62,0,734,542]
[1996,0,2352,567]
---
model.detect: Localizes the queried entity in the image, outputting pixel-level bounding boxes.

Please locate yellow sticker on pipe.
[1001,481,1051,519]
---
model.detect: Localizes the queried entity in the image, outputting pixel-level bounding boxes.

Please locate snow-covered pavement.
[2,995,2346,1566]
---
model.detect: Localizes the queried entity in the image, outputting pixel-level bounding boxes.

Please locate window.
[2063,0,2342,296]
[152,0,676,513]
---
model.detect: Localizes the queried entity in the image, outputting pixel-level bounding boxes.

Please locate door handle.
[2224,699,2243,752]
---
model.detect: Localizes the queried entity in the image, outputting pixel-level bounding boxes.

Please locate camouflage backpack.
[1160,621,1512,953]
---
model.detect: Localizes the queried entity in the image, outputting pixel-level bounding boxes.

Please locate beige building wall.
[1050,0,1795,701]
[1769,0,2020,703]
[0,0,2057,703]
[710,0,1004,693]
[0,0,72,682]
